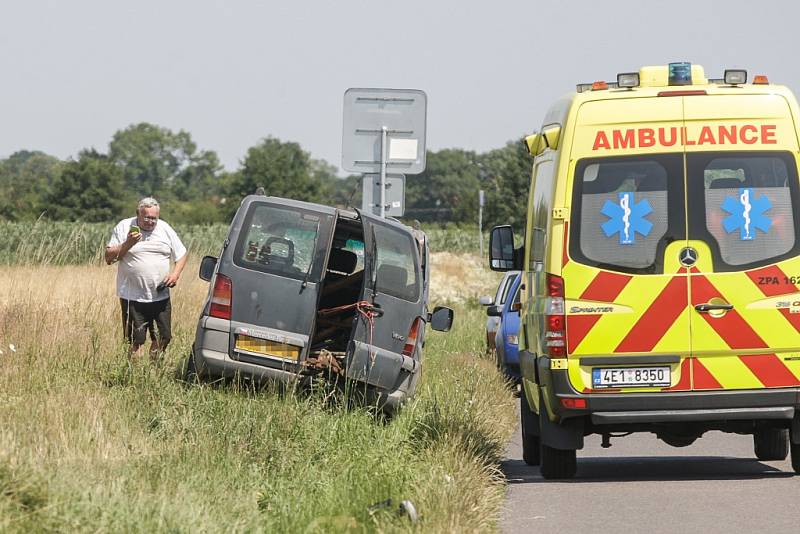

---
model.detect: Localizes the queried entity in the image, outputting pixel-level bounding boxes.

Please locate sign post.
[342,88,427,218]
[479,189,485,258]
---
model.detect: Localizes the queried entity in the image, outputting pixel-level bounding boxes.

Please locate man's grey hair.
[138,197,160,211]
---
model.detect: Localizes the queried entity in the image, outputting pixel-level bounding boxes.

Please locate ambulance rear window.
[570,154,685,274]
[687,152,800,270]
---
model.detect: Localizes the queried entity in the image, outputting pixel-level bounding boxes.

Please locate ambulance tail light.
[209,274,232,320]
[560,398,587,410]
[753,74,770,84]
[544,273,566,358]
[402,317,423,357]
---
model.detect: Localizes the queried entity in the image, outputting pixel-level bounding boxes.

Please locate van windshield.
[234,203,333,281]
[569,154,685,274]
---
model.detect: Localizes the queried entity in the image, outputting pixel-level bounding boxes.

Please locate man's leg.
[150,298,172,360]
[121,299,149,356]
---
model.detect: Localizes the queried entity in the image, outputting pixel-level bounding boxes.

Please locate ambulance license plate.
[592,366,670,388]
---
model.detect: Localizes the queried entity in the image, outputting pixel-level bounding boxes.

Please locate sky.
[2,0,799,174]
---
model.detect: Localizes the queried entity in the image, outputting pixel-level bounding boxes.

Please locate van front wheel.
[539,444,576,479]
[753,428,789,461]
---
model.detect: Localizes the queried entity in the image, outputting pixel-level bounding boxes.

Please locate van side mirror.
[199,256,218,282]
[479,295,494,306]
[486,305,502,317]
[429,306,454,332]
[489,225,522,271]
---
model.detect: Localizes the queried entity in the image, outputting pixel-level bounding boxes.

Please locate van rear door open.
[346,216,423,391]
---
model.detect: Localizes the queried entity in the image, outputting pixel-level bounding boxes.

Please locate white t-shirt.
[107,217,187,302]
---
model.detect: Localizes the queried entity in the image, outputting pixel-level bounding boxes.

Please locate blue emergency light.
[669,62,693,86]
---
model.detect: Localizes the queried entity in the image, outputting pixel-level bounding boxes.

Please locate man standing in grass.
[105,197,188,358]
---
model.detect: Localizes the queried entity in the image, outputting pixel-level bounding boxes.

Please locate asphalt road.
[501,416,799,534]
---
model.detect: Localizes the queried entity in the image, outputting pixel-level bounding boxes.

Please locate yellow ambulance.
[489,63,800,478]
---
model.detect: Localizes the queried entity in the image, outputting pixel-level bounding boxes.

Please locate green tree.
[108,122,222,200]
[46,150,126,222]
[480,139,532,232]
[405,148,481,223]
[224,137,322,217]
[0,151,63,221]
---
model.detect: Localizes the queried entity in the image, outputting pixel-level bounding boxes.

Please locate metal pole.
[479,202,484,258]
[380,126,388,218]
[478,189,484,258]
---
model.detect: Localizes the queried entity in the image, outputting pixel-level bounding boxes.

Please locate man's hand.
[163,271,181,288]
[105,230,142,264]
[124,230,142,247]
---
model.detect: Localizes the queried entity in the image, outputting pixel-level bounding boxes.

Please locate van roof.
[540,65,794,128]
[572,64,793,102]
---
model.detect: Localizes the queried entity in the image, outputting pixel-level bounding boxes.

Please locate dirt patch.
[428,252,502,305]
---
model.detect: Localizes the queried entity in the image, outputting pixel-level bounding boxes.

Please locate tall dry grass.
[0,254,514,532]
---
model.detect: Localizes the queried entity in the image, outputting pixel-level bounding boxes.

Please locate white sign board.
[342,88,427,175]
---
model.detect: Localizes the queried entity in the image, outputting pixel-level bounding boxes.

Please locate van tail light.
[402,317,423,357]
[209,274,232,320]
[544,273,566,358]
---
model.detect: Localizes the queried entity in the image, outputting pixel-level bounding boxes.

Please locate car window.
[373,223,419,302]
[688,151,800,269]
[570,154,684,274]
[234,203,333,281]
[498,273,519,304]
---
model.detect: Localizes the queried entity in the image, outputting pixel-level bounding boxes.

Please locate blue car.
[489,273,522,384]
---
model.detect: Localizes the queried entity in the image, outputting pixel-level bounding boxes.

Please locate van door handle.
[694,303,734,313]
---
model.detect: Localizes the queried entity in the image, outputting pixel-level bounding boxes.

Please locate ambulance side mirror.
[489,225,523,271]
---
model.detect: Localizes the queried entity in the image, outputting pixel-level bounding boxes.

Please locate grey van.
[189,195,453,411]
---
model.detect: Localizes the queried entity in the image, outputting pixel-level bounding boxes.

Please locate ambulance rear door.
[684,94,800,390]
[565,96,693,393]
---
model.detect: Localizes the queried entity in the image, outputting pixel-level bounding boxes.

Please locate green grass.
[0,221,487,265]
[0,263,516,532]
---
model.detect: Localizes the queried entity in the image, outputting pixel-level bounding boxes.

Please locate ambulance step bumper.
[591,406,794,425]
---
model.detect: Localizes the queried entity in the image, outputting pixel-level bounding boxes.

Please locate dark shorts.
[120,298,172,345]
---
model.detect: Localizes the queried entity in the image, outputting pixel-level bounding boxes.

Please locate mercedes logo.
[679,247,698,267]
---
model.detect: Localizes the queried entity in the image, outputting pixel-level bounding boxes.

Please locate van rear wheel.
[539,444,576,479]
[753,428,789,461]
[183,348,205,383]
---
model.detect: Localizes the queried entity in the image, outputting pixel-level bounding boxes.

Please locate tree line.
[0,122,532,231]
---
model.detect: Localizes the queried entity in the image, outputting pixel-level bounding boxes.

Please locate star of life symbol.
[721,188,772,240]
[601,192,653,245]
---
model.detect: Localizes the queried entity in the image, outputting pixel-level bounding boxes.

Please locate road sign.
[342,88,427,175]
[362,174,405,217]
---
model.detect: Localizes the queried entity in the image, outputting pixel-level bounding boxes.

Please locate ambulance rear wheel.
[520,396,540,466]
[753,428,789,461]
[539,444,576,479]
[791,440,800,474]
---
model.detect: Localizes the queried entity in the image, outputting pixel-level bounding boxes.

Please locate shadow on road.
[502,456,795,484]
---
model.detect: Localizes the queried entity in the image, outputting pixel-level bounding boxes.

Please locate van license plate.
[592,366,670,388]
[235,335,301,361]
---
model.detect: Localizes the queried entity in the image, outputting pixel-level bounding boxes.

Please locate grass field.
[0,254,514,532]
[0,221,487,265]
